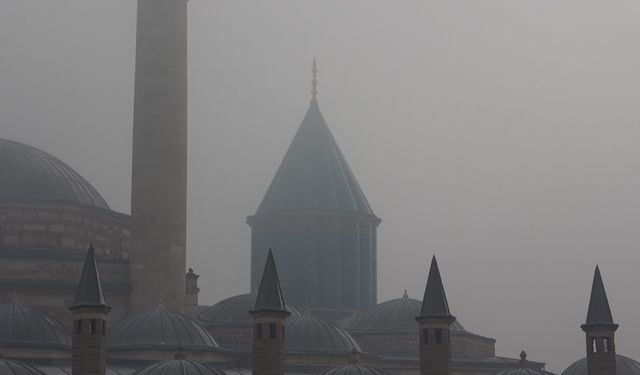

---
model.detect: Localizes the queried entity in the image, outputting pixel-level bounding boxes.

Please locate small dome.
[343,293,466,331]
[0,138,109,209]
[198,293,300,325]
[133,359,226,375]
[108,306,218,350]
[562,355,640,375]
[320,363,390,375]
[286,311,360,354]
[0,359,45,375]
[0,303,71,347]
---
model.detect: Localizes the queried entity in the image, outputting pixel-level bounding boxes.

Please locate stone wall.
[0,202,131,323]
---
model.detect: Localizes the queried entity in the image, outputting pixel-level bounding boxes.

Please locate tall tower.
[247,61,381,318]
[250,249,290,375]
[416,256,456,375]
[581,266,618,375]
[70,245,111,375]
[130,0,188,314]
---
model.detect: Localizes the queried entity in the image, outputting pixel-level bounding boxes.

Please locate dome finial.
[311,58,318,103]
[403,289,408,299]
[519,350,528,368]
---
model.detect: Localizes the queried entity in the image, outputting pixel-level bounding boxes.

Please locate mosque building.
[0,1,639,375]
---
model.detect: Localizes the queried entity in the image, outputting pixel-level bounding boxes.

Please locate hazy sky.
[1,1,640,372]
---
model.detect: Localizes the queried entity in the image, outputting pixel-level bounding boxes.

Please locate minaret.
[415,256,456,375]
[581,266,618,375]
[250,249,290,375]
[130,0,188,314]
[69,245,111,375]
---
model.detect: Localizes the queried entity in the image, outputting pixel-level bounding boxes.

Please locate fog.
[1,0,640,372]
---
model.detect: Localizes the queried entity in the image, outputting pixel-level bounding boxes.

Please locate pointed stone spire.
[251,249,290,375]
[420,256,453,318]
[584,266,615,326]
[253,249,287,312]
[311,58,318,103]
[71,244,108,310]
[69,244,110,375]
[416,256,455,375]
[581,266,618,375]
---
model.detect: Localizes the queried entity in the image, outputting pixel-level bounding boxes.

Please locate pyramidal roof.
[584,265,615,326]
[419,256,453,318]
[70,244,108,310]
[253,249,287,312]
[255,77,374,216]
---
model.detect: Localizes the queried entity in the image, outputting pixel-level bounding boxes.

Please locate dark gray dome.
[108,306,219,350]
[286,311,360,354]
[343,293,466,332]
[0,138,109,209]
[0,303,71,347]
[133,360,226,375]
[562,355,640,375]
[320,363,390,375]
[0,359,45,375]
[198,293,301,325]
[495,368,549,375]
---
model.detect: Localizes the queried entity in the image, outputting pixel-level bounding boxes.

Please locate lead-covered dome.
[343,292,466,332]
[286,311,360,354]
[562,355,640,375]
[0,359,45,375]
[133,359,226,375]
[108,306,218,350]
[320,363,390,375]
[0,302,71,348]
[0,138,109,209]
[198,293,301,325]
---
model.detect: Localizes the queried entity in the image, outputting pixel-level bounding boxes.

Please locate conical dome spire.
[583,266,615,327]
[253,249,287,312]
[70,244,109,310]
[419,256,453,318]
[255,62,374,216]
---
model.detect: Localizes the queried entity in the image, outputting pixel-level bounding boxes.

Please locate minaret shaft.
[130,0,188,314]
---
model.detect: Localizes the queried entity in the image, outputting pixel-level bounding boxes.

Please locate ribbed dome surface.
[562,355,640,375]
[198,293,301,325]
[133,360,226,375]
[256,102,374,215]
[108,306,218,350]
[286,312,360,353]
[320,363,390,375]
[495,368,549,375]
[0,359,45,375]
[0,138,109,209]
[343,294,466,332]
[0,303,71,347]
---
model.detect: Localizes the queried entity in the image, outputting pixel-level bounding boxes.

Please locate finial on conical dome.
[311,58,318,103]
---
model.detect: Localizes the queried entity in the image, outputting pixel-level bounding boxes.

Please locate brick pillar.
[582,325,618,375]
[251,311,289,375]
[70,306,110,375]
[185,268,200,318]
[417,316,455,375]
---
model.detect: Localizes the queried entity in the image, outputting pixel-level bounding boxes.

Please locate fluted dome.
[133,359,226,375]
[320,363,390,375]
[0,138,109,209]
[0,302,71,347]
[108,306,218,350]
[286,312,360,353]
[0,359,45,375]
[562,355,640,375]
[198,293,301,325]
[343,292,466,331]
